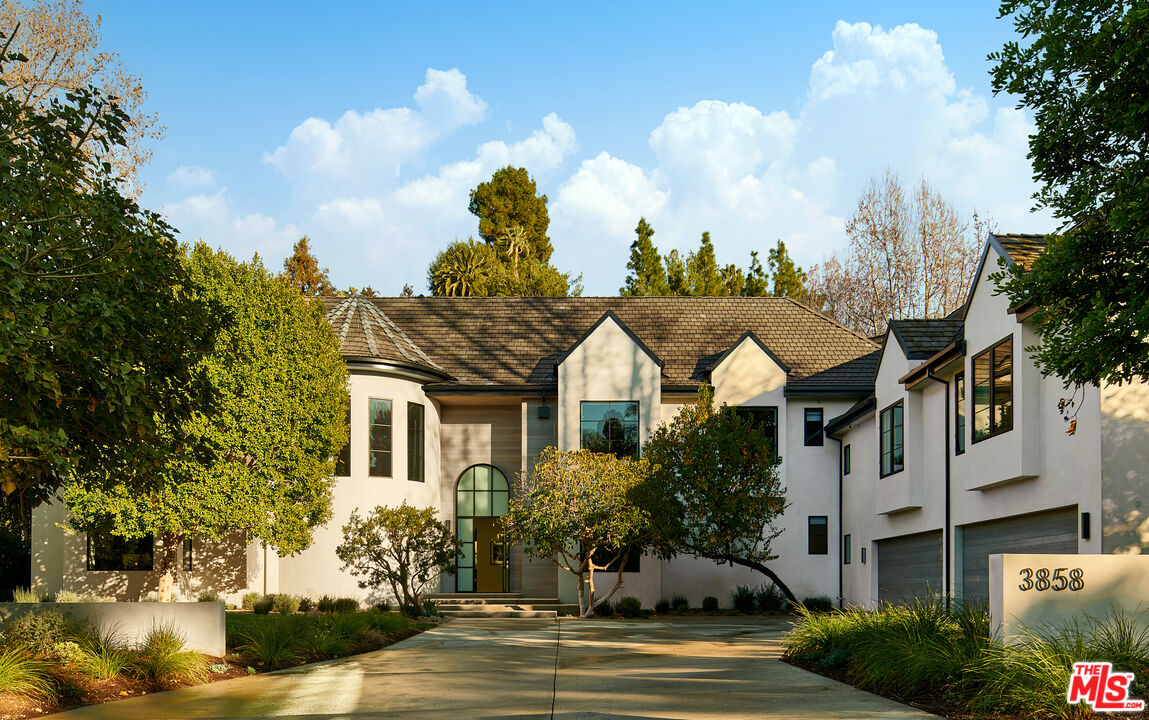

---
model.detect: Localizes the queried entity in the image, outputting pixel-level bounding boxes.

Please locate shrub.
[671,595,689,611]
[198,590,221,603]
[317,595,336,613]
[241,592,261,610]
[297,621,349,660]
[731,585,756,614]
[298,597,313,612]
[756,583,787,613]
[593,600,614,617]
[331,611,371,641]
[364,610,408,634]
[130,623,208,686]
[373,599,391,613]
[654,598,670,614]
[617,596,642,618]
[209,662,229,674]
[54,590,114,603]
[420,599,440,617]
[11,587,39,603]
[333,597,359,614]
[252,596,274,615]
[800,595,834,613]
[0,648,53,699]
[273,594,301,615]
[236,619,302,669]
[2,608,73,655]
[702,596,720,612]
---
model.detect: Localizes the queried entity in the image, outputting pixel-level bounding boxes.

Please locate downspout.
[832,435,844,609]
[924,373,951,600]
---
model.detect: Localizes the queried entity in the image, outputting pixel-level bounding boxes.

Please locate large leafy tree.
[468,166,554,262]
[64,244,350,575]
[620,218,669,296]
[501,447,658,617]
[0,33,218,536]
[990,0,1148,385]
[336,502,458,612]
[282,236,336,297]
[644,389,795,602]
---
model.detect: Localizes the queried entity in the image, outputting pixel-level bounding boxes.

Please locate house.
[30,234,1149,609]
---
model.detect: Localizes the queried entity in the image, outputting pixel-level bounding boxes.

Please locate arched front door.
[455,464,509,592]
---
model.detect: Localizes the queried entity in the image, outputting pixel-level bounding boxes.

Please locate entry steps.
[424,592,577,618]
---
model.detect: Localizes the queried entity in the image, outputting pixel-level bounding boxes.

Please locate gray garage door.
[960,506,1078,605]
[877,530,943,604]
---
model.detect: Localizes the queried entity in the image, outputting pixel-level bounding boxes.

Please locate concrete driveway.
[51,616,936,719]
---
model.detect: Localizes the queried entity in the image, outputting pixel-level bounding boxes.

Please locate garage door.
[960,506,1078,605]
[877,530,943,604]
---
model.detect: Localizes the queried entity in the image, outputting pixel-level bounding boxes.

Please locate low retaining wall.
[0,602,226,656]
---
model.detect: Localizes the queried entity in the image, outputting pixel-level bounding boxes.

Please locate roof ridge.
[779,296,880,348]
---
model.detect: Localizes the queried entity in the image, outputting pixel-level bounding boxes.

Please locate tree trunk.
[157,531,182,601]
[717,554,799,604]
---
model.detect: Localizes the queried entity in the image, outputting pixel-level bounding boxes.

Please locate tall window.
[954,372,966,454]
[335,407,351,476]
[808,516,828,554]
[368,398,392,477]
[735,406,779,460]
[843,534,852,564]
[879,401,904,477]
[972,338,1013,442]
[804,408,824,446]
[580,401,639,458]
[182,538,193,572]
[408,402,425,483]
[87,528,153,571]
[844,444,852,475]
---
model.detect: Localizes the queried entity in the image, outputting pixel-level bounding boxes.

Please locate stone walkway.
[51,616,937,719]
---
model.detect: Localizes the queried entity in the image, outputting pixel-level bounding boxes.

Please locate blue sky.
[92,1,1052,295]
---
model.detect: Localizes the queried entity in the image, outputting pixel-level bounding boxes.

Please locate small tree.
[336,503,458,611]
[502,447,656,617]
[644,388,795,602]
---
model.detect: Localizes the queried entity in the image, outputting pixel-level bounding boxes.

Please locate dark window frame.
[843,534,851,564]
[879,400,904,478]
[843,444,852,475]
[368,397,393,478]
[808,516,829,555]
[86,528,154,572]
[182,538,193,572]
[954,371,966,455]
[804,408,824,446]
[579,401,640,459]
[971,336,1014,443]
[734,406,779,461]
[334,406,351,477]
[407,402,425,483]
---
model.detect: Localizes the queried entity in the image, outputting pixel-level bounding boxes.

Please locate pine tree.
[743,251,769,296]
[283,237,337,297]
[468,166,553,262]
[620,218,670,296]
[666,250,689,295]
[767,240,807,301]
[686,232,725,296]
[720,264,745,296]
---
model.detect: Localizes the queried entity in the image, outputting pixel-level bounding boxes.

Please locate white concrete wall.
[1101,379,1149,554]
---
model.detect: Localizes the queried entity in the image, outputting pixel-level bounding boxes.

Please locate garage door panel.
[960,507,1078,605]
[877,531,942,604]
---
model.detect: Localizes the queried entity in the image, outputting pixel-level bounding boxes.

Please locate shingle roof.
[786,350,880,392]
[994,233,1048,270]
[322,296,878,390]
[323,295,445,373]
[888,319,965,360]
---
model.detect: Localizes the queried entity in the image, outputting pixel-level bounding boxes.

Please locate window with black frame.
[972,338,1013,442]
[87,528,154,571]
[804,408,824,446]
[334,407,351,476]
[734,406,779,461]
[368,398,392,477]
[408,402,425,482]
[955,372,966,454]
[580,401,639,458]
[879,400,904,477]
[808,516,828,554]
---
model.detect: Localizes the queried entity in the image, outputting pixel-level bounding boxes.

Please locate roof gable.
[706,331,791,375]
[562,310,663,368]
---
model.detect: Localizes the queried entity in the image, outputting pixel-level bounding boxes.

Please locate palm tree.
[430,240,490,297]
[498,225,531,276]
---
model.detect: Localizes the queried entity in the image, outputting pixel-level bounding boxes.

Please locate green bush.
[670,595,689,611]
[755,583,787,613]
[273,594,301,615]
[241,592,261,610]
[333,597,359,614]
[298,597,313,612]
[420,599,440,617]
[702,596,719,612]
[617,596,642,618]
[2,608,74,655]
[236,618,302,669]
[731,585,756,614]
[317,595,336,613]
[11,587,39,603]
[373,599,391,613]
[800,595,834,613]
[593,600,614,617]
[72,624,132,680]
[654,598,670,614]
[252,596,274,615]
[0,647,54,699]
[197,590,221,603]
[130,623,208,686]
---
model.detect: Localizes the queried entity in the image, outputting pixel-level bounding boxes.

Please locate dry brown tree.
[1,0,162,190]
[806,169,989,337]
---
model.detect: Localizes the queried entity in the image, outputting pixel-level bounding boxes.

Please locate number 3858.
[1018,567,1084,592]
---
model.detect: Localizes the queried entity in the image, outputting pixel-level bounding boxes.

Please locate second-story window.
[334,407,351,476]
[954,372,966,454]
[734,406,779,461]
[844,444,852,475]
[972,337,1013,442]
[879,400,904,477]
[580,401,639,458]
[804,408,824,446]
[368,398,392,477]
[408,402,425,483]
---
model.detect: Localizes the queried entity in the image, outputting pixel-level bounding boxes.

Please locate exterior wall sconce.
[1082,512,1091,540]
[860,547,867,564]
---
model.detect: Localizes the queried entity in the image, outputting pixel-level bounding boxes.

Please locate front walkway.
[51,617,936,719]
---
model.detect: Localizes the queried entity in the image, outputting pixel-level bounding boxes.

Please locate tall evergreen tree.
[743,251,770,296]
[283,236,337,297]
[468,166,554,262]
[720,264,745,296]
[620,218,670,296]
[767,240,808,301]
[686,232,725,296]
[665,250,689,295]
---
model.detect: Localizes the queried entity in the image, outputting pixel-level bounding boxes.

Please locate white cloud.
[167,165,215,188]
[164,189,302,265]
